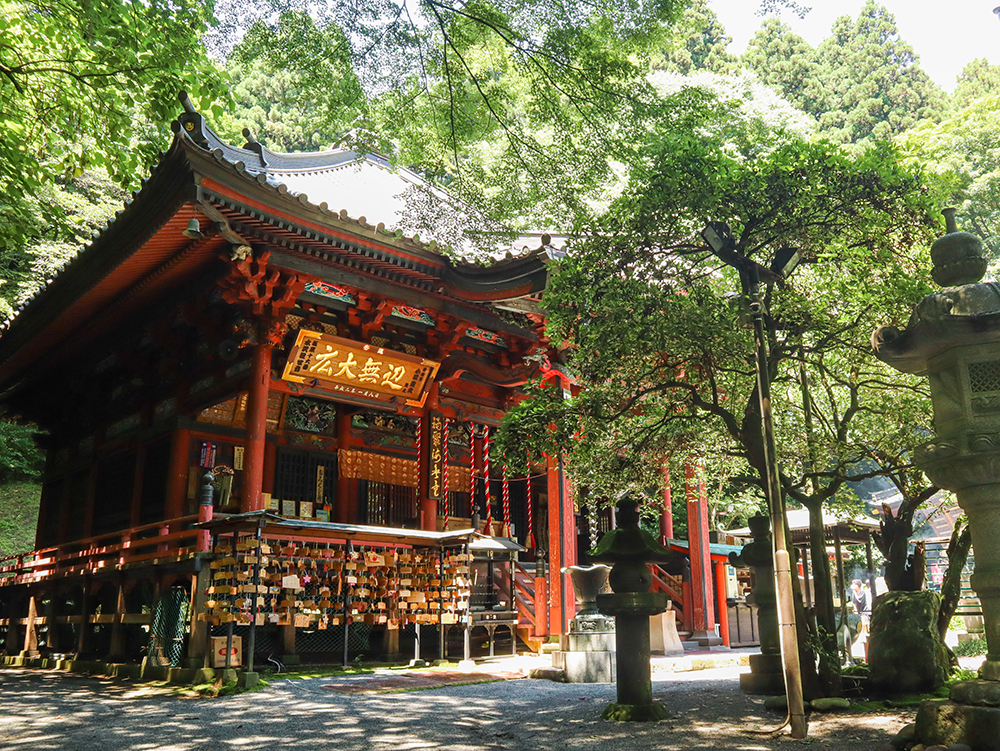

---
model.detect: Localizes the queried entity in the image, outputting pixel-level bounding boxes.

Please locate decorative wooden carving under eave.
[217,248,311,344]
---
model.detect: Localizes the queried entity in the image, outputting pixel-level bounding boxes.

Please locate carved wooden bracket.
[217,249,310,344]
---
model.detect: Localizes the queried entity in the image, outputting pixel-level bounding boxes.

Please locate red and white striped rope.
[483,426,492,535]
[501,462,511,537]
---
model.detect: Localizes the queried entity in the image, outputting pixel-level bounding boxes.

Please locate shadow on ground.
[0,666,912,750]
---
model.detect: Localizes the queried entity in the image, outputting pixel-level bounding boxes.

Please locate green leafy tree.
[0,0,227,314]
[814,2,946,143]
[653,0,736,75]
[952,58,1000,110]
[741,19,823,115]
[899,93,1000,266]
[214,11,368,152]
[497,84,939,695]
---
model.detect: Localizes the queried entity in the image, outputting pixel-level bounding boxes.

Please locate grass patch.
[271,665,374,680]
[0,480,41,557]
[187,678,271,698]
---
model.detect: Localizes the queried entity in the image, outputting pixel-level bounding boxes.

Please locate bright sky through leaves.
[710,0,1000,91]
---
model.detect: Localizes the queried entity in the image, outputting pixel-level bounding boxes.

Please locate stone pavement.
[0,655,914,751]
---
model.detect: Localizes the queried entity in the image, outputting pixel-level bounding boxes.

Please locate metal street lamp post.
[701,222,807,739]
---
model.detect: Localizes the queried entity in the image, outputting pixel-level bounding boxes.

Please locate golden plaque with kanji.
[283,330,440,407]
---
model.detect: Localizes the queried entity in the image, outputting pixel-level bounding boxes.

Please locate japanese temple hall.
[0,95,733,671]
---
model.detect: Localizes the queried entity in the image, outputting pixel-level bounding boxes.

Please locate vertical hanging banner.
[428,412,445,502]
[315,465,325,504]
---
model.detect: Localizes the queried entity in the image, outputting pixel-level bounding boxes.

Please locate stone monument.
[729,515,783,694]
[874,208,1000,750]
[592,494,683,721]
[552,564,616,682]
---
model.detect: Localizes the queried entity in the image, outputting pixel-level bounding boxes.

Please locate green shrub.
[953,636,988,657]
[0,420,44,482]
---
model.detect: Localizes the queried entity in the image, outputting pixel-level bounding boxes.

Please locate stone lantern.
[728,515,783,694]
[591,493,683,721]
[873,209,1000,747]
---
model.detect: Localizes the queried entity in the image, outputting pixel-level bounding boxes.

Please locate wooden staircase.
[498,560,545,653]
[651,563,689,641]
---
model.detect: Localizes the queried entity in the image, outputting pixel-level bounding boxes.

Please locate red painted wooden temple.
[0,95,737,672]
[0,95,576,662]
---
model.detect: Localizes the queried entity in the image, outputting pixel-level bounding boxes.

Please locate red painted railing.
[0,515,201,587]
[651,564,685,617]
[511,560,536,630]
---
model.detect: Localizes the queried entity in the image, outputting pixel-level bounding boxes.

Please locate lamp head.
[701,222,734,253]
[769,247,800,279]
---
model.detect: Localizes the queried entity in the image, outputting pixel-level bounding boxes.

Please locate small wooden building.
[0,95,579,668]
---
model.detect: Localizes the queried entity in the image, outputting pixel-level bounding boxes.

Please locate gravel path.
[0,665,913,751]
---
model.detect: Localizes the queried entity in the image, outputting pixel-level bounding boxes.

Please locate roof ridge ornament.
[175,90,209,149]
[241,127,268,168]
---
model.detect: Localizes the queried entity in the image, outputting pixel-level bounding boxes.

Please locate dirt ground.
[0,662,915,750]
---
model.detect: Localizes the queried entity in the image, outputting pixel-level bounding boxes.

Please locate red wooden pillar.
[685,459,720,646]
[262,441,277,498]
[335,408,352,523]
[546,452,576,636]
[660,460,674,544]
[242,342,272,513]
[165,427,191,523]
[715,559,731,647]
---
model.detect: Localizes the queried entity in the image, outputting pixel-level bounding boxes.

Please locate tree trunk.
[937,520,973,642]
[804,498,842,696]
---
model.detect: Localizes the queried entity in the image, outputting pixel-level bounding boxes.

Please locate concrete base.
[236,671,260,689]
[220,668,239,683]
[456,660,476,671]
[689,629,724,648]
[649,611,683,656]
[0,655,216,685]
[409,659,428,668]
[915,697,1000,750]
[740,653,785,695]
[553,649,616,683]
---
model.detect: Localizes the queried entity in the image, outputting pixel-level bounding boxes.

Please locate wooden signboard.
[428,412,445,502]
[283,330,440,407]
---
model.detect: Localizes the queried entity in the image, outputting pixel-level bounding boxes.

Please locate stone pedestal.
[552,564,616,683]
[740,653,784,695]
[649,607,683,656]
[552,613,616,683]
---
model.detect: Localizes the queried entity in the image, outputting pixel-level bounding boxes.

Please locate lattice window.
[359,480,418,527]
[969,361,1000,393]
[274,449,337,505]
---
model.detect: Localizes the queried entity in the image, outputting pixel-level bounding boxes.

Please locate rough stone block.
[915,698,1000,751]
[529,666,567,682]
[870,591,950,694]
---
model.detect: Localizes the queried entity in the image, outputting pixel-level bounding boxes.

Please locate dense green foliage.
[0,0,227,316]
[0,481,42,557]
